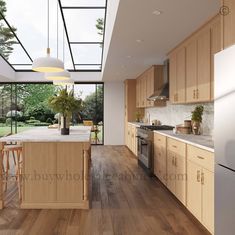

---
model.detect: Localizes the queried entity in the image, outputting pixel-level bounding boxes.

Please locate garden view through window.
[0,83,104,145]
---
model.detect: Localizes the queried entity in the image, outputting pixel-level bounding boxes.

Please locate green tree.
[0,0,17,60]
[81,85,103,124]
[96,18,104,36]
[17,84,58,120]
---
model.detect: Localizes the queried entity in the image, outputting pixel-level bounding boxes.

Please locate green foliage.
[0,117,6,123]
[5,118,11,125]
[191,105,204,123]
[0,0,17,59]
[48,89,82,117]
[81,85,103,124]
[96,18,104,36]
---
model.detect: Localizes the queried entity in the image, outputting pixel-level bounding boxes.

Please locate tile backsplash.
[145,102,214,136]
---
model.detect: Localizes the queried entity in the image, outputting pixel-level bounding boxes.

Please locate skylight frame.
[0,0,108,72]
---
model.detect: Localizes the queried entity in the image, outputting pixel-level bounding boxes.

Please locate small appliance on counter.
[151,119,161,126]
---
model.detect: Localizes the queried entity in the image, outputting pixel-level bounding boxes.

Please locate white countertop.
[129,122,146,127]
[154,130,214,152]
[0,126,91,143]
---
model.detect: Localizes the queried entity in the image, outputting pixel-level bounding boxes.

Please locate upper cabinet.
[169,47,186,103]
[136,65,164,108]
[221,0,235,49]
[168,14,221,104]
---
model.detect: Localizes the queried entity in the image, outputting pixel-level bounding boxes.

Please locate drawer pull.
[201,172,205,185]
[197,156,205,160]
[158,139,161,141]
[172,145,177,148]
[172,157,175,166]
[197,170,201,182]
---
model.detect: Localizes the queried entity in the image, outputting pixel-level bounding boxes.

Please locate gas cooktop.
[139,125,174,131]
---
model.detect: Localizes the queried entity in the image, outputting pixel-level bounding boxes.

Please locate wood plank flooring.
[0,146,210,235]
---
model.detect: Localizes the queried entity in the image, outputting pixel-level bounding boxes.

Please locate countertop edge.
[153,130,214,153]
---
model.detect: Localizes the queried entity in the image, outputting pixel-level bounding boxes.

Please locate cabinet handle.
[201,172,205,185]
[176,93,178,102]
[197,170,201,182]
[197,156,205,160]
[175,157,177,167]
[172,145,177,149]
[193,90,196,99]
[172,156,175,166]
[196,89,199,99]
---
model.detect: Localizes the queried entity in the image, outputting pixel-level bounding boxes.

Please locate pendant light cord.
[47,0,50,54]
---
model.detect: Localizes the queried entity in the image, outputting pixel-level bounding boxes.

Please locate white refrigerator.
[215,45,235,235]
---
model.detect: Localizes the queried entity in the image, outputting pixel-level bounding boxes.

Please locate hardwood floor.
[0,146,210,235]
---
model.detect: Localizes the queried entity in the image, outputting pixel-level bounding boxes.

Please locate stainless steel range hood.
[148,60,169,101]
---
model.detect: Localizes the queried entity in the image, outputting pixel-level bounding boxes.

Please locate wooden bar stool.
[2,143,23,200]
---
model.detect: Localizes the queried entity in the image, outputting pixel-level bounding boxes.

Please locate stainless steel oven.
[136,128,153,176]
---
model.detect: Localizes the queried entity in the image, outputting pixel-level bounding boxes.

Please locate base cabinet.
[167,138,186,205]
[126,123,138,156]
[187,145,214,234]
[154,133,167,185]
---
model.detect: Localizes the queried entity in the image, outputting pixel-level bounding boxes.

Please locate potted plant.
[48,89,82,135]
[191,105,204,135]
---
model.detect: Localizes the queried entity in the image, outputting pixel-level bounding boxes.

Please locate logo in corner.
[220,6,230,16]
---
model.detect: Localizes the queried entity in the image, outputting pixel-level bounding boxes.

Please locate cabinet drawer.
[154,133,166,147]
[187,145,214,172]
[167,138,186,156]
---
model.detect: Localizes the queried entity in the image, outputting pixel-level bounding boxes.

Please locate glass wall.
[0,83,104,145]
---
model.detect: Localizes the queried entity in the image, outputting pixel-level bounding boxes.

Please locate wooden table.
[0,126,91,209]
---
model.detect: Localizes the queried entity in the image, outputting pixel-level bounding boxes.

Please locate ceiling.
[0,0,107,72]
[102,0,220,81]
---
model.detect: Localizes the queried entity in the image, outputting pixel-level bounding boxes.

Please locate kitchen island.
[0,126,91,209]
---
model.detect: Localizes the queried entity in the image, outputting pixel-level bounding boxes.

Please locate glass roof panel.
[8,43,32,64]
[0,0,106,71]
[71,43,102,64]
[64,9,104,42]
[75,64,101,70]
[61,0,106,7]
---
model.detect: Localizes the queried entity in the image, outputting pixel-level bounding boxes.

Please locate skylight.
[0,0,107,71]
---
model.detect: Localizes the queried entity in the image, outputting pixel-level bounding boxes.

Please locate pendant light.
[46,1,70,81]
[32,0,64,72]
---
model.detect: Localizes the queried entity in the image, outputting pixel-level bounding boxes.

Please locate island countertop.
[0,126,91,143]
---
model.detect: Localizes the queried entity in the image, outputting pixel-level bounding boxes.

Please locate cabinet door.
[187,160,202,221]
[202,168,214,234]
[140,77,146,108]
[175,153,186,205]
[186,39,197,103]
[211,15,221,100]
[176,47,186,103]
[222,0,235,49]
[127,124,131,149]
[197,29,211,102]
[146,69,154,107]
[167,150,176,193]
[136,78,140,108]
[169,53,177,103]
[159,145,167,185]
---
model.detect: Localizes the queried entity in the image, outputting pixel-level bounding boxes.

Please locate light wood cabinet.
[187,145,214,234]
[197,28,211,102]
[221,0,235,49]
[136,65,164,108]
[167,138,186,205]
[154,133,167,185]
[126,123,138,156]
[169,47,186,103]
[169,14,221,104]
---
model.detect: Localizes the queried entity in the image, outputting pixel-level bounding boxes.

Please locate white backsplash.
[145,102,214,136]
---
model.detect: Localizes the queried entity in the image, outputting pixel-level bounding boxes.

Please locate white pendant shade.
[45,70,70,81]
[53,77,74,86]
[32,55,64,73]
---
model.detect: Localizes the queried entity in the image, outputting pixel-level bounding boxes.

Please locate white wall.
[104,81,125,145]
